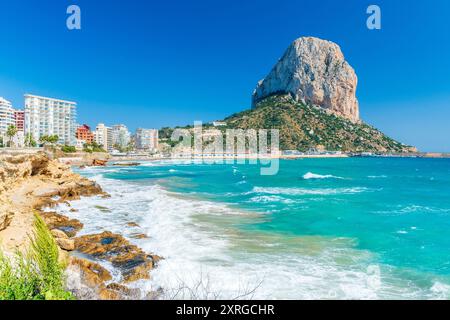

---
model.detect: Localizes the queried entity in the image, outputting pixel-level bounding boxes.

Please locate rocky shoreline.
[0,152,161,300]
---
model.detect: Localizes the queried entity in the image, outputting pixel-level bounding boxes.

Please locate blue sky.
[0,0,449,151]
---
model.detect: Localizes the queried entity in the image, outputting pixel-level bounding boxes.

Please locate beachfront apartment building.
[111,124,131,149]
[24,94,77,146]
[14,110,25,132]
[135,128,159,151]
[0,97,15,135]
[76,124,94,144]
[93,123,113,151]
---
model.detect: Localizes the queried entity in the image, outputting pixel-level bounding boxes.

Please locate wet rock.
[122,260,153,283]
[112,162,141,167]
[92,159,108,167]
[130,233,149,239]
[127,222,140,227]
[39,212,83,237]
[94,205,111,213]
[98,288,121,300]
[106,283,141,298]
[69,257,112,287]
[74,231,161,283]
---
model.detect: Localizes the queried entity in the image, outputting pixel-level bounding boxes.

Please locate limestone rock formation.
[74,231,161,283]
[252,37,360,122]
[0,152,106,252]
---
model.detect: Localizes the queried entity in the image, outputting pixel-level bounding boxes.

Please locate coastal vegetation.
[223,94,415,153]
[39,135,59,146]
[0,214,74,300]
[6,125,18,147]
[83,141,106,153]
[24,133,37,147]
[61,145,77,153]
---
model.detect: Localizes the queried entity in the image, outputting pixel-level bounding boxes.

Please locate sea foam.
[252,186,368,196]
[302,172,344,180]
[57,165,448,300]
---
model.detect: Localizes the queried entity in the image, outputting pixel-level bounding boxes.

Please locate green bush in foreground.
[0,214,74,300]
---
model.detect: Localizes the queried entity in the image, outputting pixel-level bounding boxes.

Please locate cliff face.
[252,37,359,122]
[0,154,50,232]
[0,153,104,249]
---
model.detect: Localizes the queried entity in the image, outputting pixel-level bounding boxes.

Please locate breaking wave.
[302,172,344,180]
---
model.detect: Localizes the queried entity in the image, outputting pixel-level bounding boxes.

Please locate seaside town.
[1,93,448,161]
[0,94,160,158]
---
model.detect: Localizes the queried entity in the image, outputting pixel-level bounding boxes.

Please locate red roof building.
[76,124,94,143]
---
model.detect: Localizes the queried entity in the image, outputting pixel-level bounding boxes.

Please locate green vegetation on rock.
[158,95,415,153]
[0,214,74,300]
[223,95,415,153]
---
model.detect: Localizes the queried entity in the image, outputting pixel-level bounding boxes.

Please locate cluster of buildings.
[0,94,159,153]
[0,97,25,146]
[77,123,158,153]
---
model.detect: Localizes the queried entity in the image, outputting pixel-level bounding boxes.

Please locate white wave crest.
[303,172,344,180]
[248,195,296,204]
[252,186,369,196]
[56,167,446,300]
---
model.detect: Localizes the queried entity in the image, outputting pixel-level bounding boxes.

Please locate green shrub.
[0,214,74,300]
[61,145,76,153]
[83,142,106,153]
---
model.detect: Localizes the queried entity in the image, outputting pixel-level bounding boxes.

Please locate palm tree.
[25,133,37,147]
[6,125,17,148]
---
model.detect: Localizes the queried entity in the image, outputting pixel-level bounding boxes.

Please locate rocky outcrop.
[0,152,160,300]
[51,229,75,251]
[112,162,141,167]
[252,36,359,122]
[74,231,161,283]
[40,212,84,238]
[92,159,108,167]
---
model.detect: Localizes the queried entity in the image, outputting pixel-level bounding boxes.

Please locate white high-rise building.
[112,124,131,149]
[0,97,15,134]
[135,128,159,151]
[93,123,113,151]
[24,94,77,146]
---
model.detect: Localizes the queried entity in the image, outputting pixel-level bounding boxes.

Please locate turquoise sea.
[60,158,450,299]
